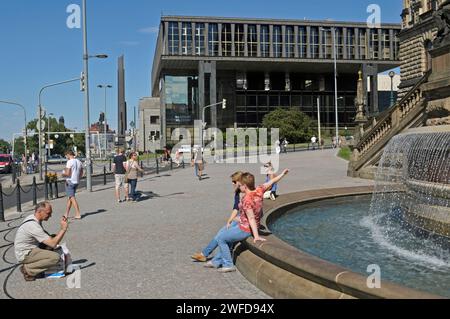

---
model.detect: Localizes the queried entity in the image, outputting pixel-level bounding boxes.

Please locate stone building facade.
[398,0,443,99]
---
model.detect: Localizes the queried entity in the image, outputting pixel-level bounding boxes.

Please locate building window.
[181,22,192,55]
[346,28,355,59]
[311,27,319,59]
[359,29,367,60]
[260,25,270,57]
[286,26,295,58]
[195,23,205,56]
[381,30,391,60]
[369,29,379,59]
[164,76,198,126]
[168,22,179,55]
[273,26,282,58]
[322,28,333,59]
[150,116,160,125]
[208,24,219,56]
[298,27,307,58]
[394,31,400,60]
[222,24,232,56]
[248,25,257,57]
[336,28,344,59]
[235,24,245,57]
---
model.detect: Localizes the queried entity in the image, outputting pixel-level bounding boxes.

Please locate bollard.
[32,177,37,206]
[12,164,16,185]
[140,161,144,178]
[0,184,4,222]
[104,166,107,185]
[48,181,54,200]
[156,157,159,175]
[170,158,173,170]
[182,158,185,169]
[44,175,49,201]
[54,180,59,199]
[16,179,22,213]
[109,158,112,172]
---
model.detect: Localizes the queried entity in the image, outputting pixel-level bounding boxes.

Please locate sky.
[0,0,403,142]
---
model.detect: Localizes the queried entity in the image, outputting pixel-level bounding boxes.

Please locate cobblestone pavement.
[0,150,372,299]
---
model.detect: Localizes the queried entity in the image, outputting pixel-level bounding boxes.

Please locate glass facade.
[260,25,270,57]
[298,27,307,58]
[235,24,245,57]
[181,22,192,55]
[165,20,400,61]
[195,23,205,55]
[286,26,295,58]
[346,28,355,59]
[164,76,198,127]
[273,26,282,58]
[311,27,319,58]
[208,24,219,56]
[168,22,179,55]
[248,25,258,57]
[222,24,232,56]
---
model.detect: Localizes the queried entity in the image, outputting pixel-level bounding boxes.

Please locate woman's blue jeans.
[211,224,251,268]
[128,179,138,200]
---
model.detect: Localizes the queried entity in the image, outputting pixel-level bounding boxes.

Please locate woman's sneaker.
[218,267,236,273]
[204,261,219,269]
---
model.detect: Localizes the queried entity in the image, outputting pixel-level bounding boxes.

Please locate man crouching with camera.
[14,202,69,281]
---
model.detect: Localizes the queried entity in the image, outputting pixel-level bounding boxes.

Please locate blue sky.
[0,0,402,142]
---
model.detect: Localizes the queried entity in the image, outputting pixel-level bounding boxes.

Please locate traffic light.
[222,99,227,109]
[80,72,86,92]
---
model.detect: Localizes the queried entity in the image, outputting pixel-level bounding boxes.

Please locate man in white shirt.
[311,135,317,150]
[63,151,83,220]
[14,202,69,281]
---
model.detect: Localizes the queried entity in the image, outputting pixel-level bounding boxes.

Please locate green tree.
[0,139,11,153]
[262,108,315,143]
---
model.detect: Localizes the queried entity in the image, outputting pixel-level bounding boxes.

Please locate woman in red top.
[209,169,289,272]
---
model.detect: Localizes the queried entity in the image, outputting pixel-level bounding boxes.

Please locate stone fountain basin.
[234,186,444,299]
[406,179,450,200]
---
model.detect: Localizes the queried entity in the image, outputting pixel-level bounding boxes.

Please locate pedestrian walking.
[62,151,83,220]
[191,147,205,181]
[113,148,128,203]
[125,152,144,202]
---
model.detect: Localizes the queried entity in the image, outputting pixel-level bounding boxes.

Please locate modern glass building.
[151,16,401,145]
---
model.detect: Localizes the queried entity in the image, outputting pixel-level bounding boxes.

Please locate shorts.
[115,174,126,188]
[65,181,78,198]
[195,163,204,171]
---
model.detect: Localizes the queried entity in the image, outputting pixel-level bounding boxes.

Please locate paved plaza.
[0,150,372,299]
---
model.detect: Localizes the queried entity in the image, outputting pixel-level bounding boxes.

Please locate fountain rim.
[400,125,450,135]
[235,186,445,299]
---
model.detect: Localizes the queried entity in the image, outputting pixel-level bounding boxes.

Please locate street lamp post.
[82,0,108,192]
[321,27,340,148]
[317,97,321,145]
[97,84,112,159]
[38,77,81,181]
[389,71,396,107]
[0,101,27,170]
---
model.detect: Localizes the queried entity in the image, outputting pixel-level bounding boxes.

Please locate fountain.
[370,126,450,240]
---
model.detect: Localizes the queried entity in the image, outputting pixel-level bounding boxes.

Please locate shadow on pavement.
[81,209,107,220]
